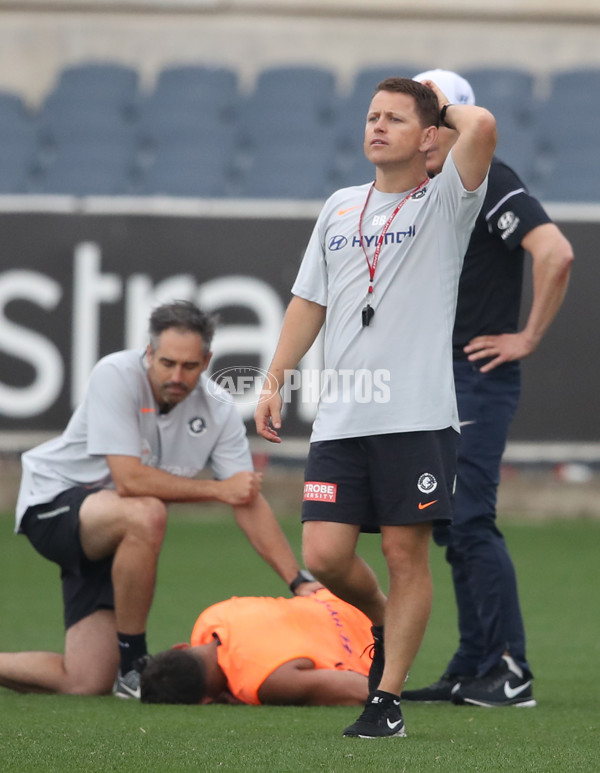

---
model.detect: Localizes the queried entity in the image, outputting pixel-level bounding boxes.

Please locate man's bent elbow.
[560,241,575,275]
[113,479,137,498]
[478,111,498,158]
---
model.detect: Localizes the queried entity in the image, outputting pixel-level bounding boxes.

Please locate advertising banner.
[0,206,597,444]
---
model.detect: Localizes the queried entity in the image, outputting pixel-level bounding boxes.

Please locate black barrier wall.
[0,207,597,443]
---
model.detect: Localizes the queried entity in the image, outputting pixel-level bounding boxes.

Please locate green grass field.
[1,506,598,772]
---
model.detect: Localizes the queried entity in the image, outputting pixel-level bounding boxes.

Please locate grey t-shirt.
[15,349,252,529]
[291,152,487,442]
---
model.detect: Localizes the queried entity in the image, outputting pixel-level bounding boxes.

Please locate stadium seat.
[494,123,539,183]
[237,67,339,178]
[536,68,600,161]
[461,67,536,124]
[31,141,136,195]
[136,143,236,197]
[0,90,33,129]
[245,65,337,123]
[0,139,39,193]
[238,103,337,154]
[37,107,137,149]
[545,67,600,107]
[538,153,600,203]
[47,62,140,120]
[459,67,539,182]
[136,102,239,158]
[0,91,39,192]
[148,64,241,122]
[237,144,337,199]
[137,64,242,170]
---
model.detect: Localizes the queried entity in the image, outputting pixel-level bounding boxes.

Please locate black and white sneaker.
[452,655,536,708]
[343,691,407,738]
[366,625,385,693]
[113,668,142,700]
[402,672,469,702]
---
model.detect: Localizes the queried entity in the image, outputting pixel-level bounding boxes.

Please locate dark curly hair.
[140,649,207,704]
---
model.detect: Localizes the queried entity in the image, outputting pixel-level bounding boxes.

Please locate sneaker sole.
[461,697,537,708]
[344,728,407,739]
[402,696,452,703]
[113,687,141,700]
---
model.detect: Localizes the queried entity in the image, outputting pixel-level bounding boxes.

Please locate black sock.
[372,688,400,703]
[117,632,147,674]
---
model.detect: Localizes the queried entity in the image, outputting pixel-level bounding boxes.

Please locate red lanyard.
[358,178,428,299]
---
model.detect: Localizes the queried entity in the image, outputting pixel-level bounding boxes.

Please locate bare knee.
[125,497,168,552]
[304,540,356,587]
[304,544,337,583]
[303,522,360,586]
[381,525,431,578]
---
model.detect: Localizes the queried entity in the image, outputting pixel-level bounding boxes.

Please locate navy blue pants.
[433,359,532,679]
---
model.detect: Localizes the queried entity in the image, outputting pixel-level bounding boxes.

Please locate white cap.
[413,69,475,106]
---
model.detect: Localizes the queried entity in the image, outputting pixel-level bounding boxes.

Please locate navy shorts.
[302,429,458,533]
[20,487,114,630]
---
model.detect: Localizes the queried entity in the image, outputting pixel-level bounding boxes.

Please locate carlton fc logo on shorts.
[188,417,207,436]
[417,473,438,494]
[303,481,338,502]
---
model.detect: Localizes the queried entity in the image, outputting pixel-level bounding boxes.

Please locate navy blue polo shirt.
[453,157,552,359]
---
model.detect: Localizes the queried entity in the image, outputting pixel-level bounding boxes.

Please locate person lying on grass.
[140,589,373,706]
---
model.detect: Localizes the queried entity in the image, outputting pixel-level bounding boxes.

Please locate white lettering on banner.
[0,270,63,417]
[0,242,289,420]
[73,248,286,414]
[72,243,122,407]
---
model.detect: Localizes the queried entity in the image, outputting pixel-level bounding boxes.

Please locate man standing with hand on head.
[402,70,573,708]
[256,77,496,738]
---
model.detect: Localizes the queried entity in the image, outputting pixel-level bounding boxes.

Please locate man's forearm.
[521,225,574,351]
[267,296,326,387]
[107,455,248,504]
[233,494,301,587]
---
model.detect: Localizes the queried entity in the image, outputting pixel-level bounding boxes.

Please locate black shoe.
[452,655,536,708]
[343,692,406,738]
[365,625,385,693]
[402,672,469,702]
[113,668,142,700]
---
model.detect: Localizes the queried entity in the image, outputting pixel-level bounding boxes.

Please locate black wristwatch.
[440,103,455,129]
[289,569,316,594]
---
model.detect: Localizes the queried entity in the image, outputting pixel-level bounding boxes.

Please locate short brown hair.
[375,77,439,128]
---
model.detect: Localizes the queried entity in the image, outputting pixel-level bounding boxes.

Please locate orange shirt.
[190,589,372,705]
